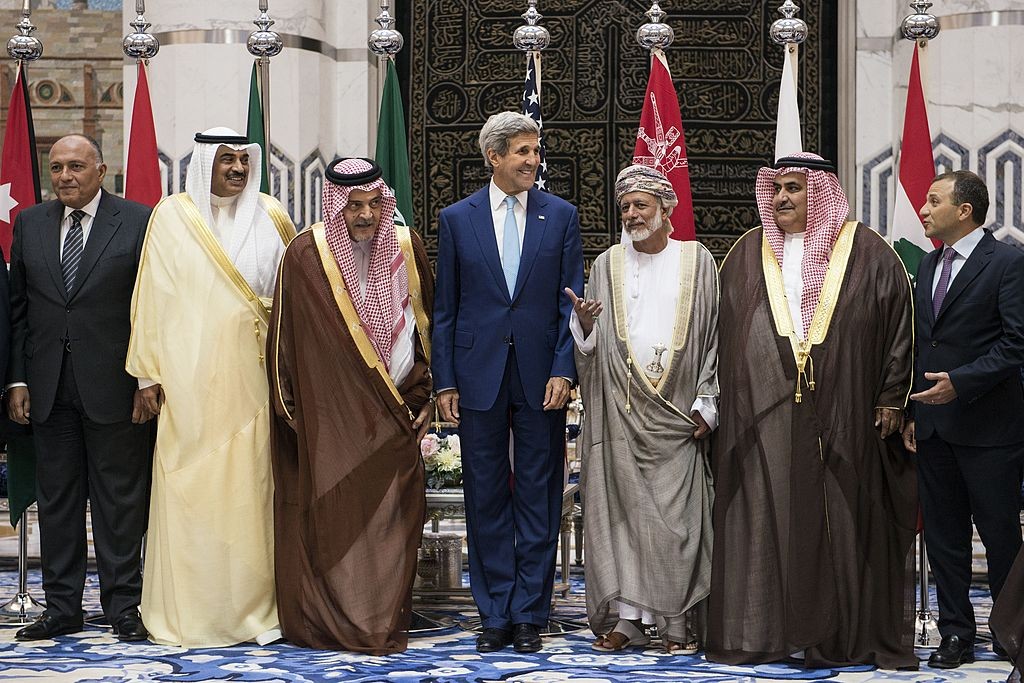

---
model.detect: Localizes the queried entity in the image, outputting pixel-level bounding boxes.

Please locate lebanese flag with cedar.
[0,63,41,257]
[632,48,695,241]
[891,42,941,281]
[125,61,161,207]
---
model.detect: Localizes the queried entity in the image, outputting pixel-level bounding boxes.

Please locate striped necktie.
[932,247,957,318]
[61,209,86,293]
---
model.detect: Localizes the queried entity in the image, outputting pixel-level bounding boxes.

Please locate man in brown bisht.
[267,157,434,653]
[992,545,1024,683]
[707,152,918,669]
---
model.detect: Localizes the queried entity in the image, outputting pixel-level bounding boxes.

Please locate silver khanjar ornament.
[513,1,550,52]
[7,0,42,62]
[248,0,283,60]
[901,1,940,41]
[123,0,159,60]
[769,0,808,46]
[646,343,668,376]
[368,1,404,57]
[636,2,674,51]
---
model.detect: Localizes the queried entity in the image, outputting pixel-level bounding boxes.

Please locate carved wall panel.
[400,0,837,263]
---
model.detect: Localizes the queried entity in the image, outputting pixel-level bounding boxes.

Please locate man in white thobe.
[566,164,719,654]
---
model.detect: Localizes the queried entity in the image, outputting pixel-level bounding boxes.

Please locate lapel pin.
[539,215,546,220]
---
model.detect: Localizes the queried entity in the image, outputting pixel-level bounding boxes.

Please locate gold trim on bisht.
[311,224,410,416]
[608,241,698,425]
[259,193,298,244]
[395,224,431,361]
[270,255,293,422]
[761,220,858,403]
[172,194,271,324]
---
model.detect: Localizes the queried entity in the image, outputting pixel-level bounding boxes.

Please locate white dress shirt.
[489,180,527,260]
[782,231,805,339]
[59,190,102,259]
[931,227,984,297]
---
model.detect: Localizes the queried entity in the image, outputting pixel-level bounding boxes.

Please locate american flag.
[520,51,549,192]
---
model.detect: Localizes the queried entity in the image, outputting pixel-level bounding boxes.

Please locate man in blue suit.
[902,170,1024,670]
[432,112,584,653]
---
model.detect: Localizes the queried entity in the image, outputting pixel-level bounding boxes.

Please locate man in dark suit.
[7,134,154,642]
[902,170,1024,669]
[432,112,584,653]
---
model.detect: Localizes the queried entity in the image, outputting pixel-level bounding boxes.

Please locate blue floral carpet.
[0,570,1013,682]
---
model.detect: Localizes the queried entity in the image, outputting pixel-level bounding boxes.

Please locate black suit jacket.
[8,190,151,424]
[912,229,1024,446]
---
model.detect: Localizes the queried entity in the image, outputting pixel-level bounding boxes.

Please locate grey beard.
[623,211,663,242]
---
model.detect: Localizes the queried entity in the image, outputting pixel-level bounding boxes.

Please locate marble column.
[121,0,379,229]
[855,0,1024,245]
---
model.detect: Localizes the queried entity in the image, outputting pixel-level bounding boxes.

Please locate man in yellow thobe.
[127,127,295,647]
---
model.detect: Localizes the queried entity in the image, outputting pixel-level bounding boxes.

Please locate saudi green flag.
[246,62,270,194]
[375,59,413,227]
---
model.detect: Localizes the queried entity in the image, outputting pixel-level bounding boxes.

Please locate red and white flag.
[632,48,695,241]
[125,61,161,207]
[0,64,40,257]
[891,43,940,276]
[774,44,803,160]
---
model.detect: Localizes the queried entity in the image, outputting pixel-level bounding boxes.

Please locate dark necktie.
[61,209,86,293]
[932,247,957,318]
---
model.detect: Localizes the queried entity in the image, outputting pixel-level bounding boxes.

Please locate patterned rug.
[0,570,1013,682]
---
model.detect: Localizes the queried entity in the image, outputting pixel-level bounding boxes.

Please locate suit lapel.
[468,187,511,302]
[40,201,67,300]
[936,231,993,321]
[918,247,940,325]
[68,191,120,301]
[513,188,550,302]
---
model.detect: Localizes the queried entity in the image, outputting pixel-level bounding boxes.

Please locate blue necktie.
[502,195,520,296]
[61,209,86,293]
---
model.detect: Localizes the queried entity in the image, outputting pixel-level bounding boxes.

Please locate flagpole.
[368,0,404,111]
[514,1,551,191]
[248,0,282,170]
[123,0,159,65]
[0,0,43,626]
[769,1,807,160]
[900,0,942,649]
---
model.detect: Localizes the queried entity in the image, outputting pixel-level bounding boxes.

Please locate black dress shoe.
[476,627,512,653]
[15,613,83,641]
[928,634,975,669]
[112,610,149,642]
[512,623,542,653]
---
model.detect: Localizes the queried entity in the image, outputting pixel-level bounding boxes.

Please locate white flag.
[774,44,803,160]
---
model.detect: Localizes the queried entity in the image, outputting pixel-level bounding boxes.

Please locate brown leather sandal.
[663,638,700,655]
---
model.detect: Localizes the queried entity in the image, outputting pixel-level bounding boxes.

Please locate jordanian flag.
[375,58,413,227]
[0,62,41,528]
[891,43,940,281]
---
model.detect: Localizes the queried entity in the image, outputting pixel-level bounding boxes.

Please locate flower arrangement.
[420,432,462,489]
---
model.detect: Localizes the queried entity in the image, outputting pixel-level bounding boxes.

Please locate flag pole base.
[915,609,941,648]
[0,592,45,624]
